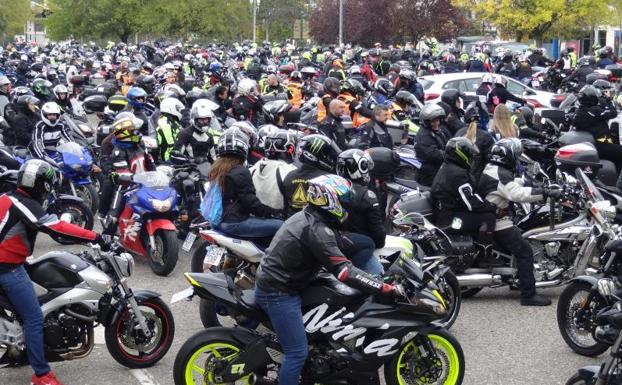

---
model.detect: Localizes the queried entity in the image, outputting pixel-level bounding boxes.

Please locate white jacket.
[250,159,297,210]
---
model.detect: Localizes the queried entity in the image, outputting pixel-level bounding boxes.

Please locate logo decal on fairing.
[122,218,142,242]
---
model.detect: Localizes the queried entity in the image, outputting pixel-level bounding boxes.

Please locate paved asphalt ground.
[0,234,604,385]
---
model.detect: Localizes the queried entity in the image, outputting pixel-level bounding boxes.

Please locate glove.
[545,184,563,199]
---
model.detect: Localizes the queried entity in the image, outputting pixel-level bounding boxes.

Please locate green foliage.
[258,0,304,41]
[0,0,32,38]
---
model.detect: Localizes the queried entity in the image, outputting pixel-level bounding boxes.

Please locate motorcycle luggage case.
[598,160,618,186]
[606,64,622,78]
[368,147,400,180]
[555,143,602,180]
[393,190,433,217]
[558,130,596,147]
[83,94,107,113]
[538,108,565,126]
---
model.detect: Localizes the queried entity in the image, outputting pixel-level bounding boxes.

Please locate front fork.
[119,282,152,339]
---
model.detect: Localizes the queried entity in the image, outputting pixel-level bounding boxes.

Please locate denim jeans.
[0,265,50,376]
[219,217,284,238]
[255,285,308,385]
[342,232,384,275]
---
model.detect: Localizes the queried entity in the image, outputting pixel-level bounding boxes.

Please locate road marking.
[94,325,105,345]
[130,369,161,385]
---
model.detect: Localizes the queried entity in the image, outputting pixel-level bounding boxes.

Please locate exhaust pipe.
[457,274,502,287]
[535,280,562,288]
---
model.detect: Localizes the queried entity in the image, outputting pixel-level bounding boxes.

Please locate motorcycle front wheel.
[50,200,94,245]
[75,183,100,214]
[385,329,465,385]
[564,373,591,385]
[105,297,175,369]
[437,271,461,329]
[557,281,609,357]
[148,229,179,276]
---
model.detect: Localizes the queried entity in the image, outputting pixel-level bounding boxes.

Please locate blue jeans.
[343,232,384,275]
[219,217,283,238]
[0,265,50,376]
[255,286,308,385]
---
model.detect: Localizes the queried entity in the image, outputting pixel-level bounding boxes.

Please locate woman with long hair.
[491,104,518,139]
[456,102,494,180]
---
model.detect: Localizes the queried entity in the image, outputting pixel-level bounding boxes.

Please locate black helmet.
[419,104,446,126]
[135,75,156,95]
[441,89,464,110]
[445,137,479,169]
[298,134,340,172]
[395,90,417,106]
[578,85,601,107]
[262,100,292,125]
[216,130,249,160]
[578,56,596,67]
[17,95,40,111]
[399,69,416,81]
[367,147,400,180]
[463,102,480,123]
[373,78,394,96]
[17,159,57,203]
[107,94,129,112]
[185,89,210,107]
[518,105,534,124]
[340,79,364,96]
[323,77,341,95]
[490,138,522,169]
[336,149,374,184]
[592,79,612,91]
[264,129,297,161]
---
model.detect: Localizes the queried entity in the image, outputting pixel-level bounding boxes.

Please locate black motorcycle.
[171,254,465,385]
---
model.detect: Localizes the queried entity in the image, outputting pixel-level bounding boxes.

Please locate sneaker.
[520,294,552,306]
[31,371,65,385]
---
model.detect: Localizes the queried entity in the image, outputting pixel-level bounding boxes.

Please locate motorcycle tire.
[50,200,94,245]
[438,271,461,330]
[105,297,175,369]
[385,329,465,385]
[557,281,609,357]
[75,183,100,214]
[564,373,590,385]
[148,230,179,276]
[173,329,248,385]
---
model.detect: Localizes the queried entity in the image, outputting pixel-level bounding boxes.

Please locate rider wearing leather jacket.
[477,138,559,306]
[255,175,400,385]
[415,104,449,187]
[30,102,74,164]
[172,99,216,163]
[358,104,393,150]
[0,160,104,385]
[318,99,349,150]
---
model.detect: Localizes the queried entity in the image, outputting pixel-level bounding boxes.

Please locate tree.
[258,0,304,41]
[452,0,609,45]
[0,0,32,40]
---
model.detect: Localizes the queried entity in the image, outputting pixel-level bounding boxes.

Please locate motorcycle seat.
[216,230,272,250]
[239,289,260,310]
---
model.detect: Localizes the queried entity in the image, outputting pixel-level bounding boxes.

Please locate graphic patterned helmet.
[336,149,374,184]
[306,174,353,224]
[217,130,249,159]
[17,159,57,203]
[112,116,142,143]
[490,138,522,169]
[445,137,479,168]
[264,129,297,160]
[298,134,340,172]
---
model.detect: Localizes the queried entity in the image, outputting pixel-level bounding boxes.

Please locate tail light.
[424,92,439,101]
[552,95,566,102]
[525,98,542,108]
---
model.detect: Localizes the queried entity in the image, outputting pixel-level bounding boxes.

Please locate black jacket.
[255,207,389,294]
[431,161,495,226]
[564,66,594,86]
[573,101,618,140]
[318,113,348,150]
[221,164,276,223]
[7,105,39,147]
[280,164,327,218]
[438,102,466,136]
[344,184,386,248]
[455,126,495,180]
[358,119,393,149]
[232,95,263,126]
[488,85,524,106]
[173,127,215,162]
[415,126,449,186]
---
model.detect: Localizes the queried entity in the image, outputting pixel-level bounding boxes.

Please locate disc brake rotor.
[119,311,162,351]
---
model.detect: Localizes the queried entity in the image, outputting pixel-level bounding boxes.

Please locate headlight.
[70,163,83,171]
[113,253,135,277]
[151,198,173,212]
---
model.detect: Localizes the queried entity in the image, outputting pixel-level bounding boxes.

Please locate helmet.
[395,90,417,106]
[300,67,317,77]
[341,78,364,96]
[263,100,292,125]
[481,73,495,84]
[31,78,52,100]
[217,130,249,159]
[374,78,394,96]
[135,75,156,95]
[517,105,534,124]
[190,99,216,132]
[399,69,416,81]
[445,137,479,168]
[441,89,464,109]
[107,94,128,112]
[208,61,222,74]
[419,104,446,125]
[336,149,374,184]
[490,138,522,169]
[561,49,569,56]
[17,95,40,111]
[263,128,297,160]
[290,71,302,80]
[52,84,68,100]
[298,134,340,172]
[578,56,596,67]
[163,83,186,98]
[237,78,258,96]
[12,86,33,99]
[0,75,10,87]
[159,97,185,120]
[593,79,612,91]
[578,85,601,107]
[40,102,62,126]
[126,86,147,108]
[186,89,210,106]
[257,124,280,152]
[494,75,507,88]
[323,77,341,95]
[17,159,57,203]
[306,174,352,224]
[349,65,361,75]
[446,54,456,63]
[463,103,480,123]
[112,115,143,143]
[229,121,259,149]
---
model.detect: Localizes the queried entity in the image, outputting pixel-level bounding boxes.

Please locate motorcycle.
[390,167,616,297]
[171,253,465,385]
[0,244,174,369]
[54,141,100,215]
[170,160,210,238]
[117,170,179,276]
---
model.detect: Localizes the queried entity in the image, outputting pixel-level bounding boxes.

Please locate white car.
[418,72,556,108]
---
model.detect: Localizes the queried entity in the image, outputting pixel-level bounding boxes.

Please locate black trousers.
[494,226,536,298]
[440,210,496,245]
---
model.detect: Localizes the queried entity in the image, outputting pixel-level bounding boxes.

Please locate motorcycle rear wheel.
[438,271,461,329]
[148,230,179,276]
[50,200,94,245]
[191,242,232,328]
[564,373,590,385]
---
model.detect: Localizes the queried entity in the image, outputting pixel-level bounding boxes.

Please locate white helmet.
[494,75,507,88]
[159,97,185,120]
[190,99,216,132]
[53,84,68,99]
[0,76,10,87]
[237,78,258,97]
[41,102,62,126]
[481,73,495,84]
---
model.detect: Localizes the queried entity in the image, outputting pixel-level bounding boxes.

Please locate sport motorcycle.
[0,245,174,369]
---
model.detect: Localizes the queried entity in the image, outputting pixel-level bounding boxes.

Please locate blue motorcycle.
[54,142,99,214]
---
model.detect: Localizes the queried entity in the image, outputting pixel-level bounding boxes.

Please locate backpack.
[200,181,224,227]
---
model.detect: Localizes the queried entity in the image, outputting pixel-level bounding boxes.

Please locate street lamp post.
[339,0,343,46]
[252,0,258,43]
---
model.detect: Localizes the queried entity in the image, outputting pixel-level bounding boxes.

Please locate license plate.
[538,76,544,81]
[532,81,540,87]
[171,287,194,304]
[182,232,197,252]
[204,245,226,269]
